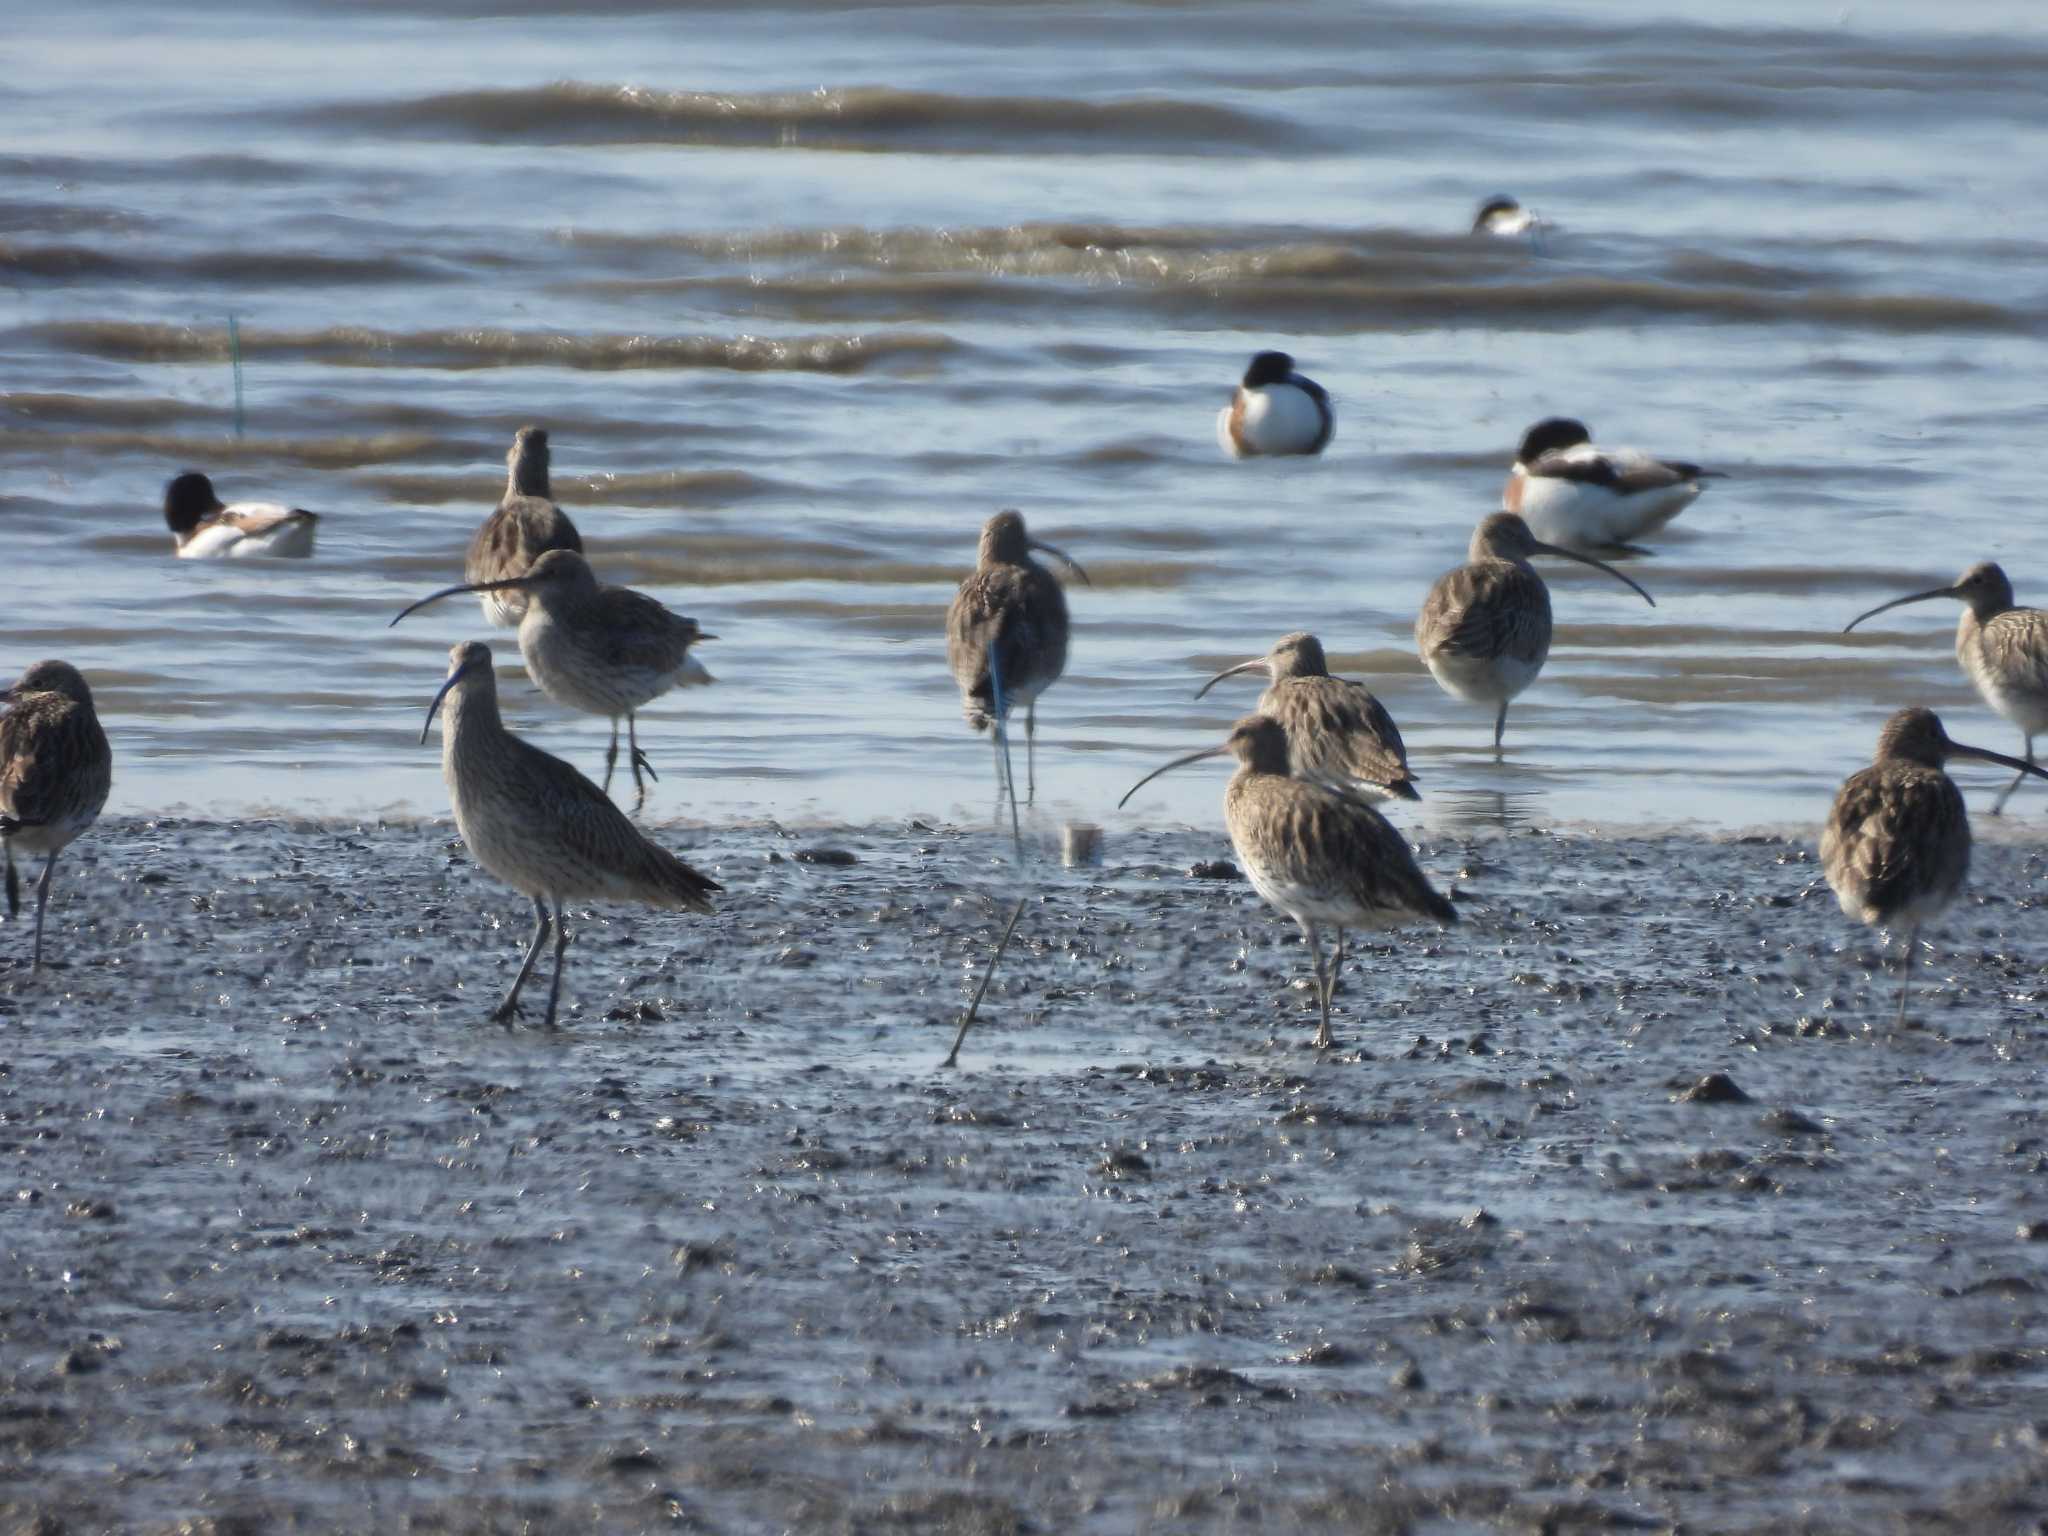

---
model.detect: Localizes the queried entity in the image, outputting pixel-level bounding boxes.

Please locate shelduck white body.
[1501,418,1717,549]
[164,472,319,559]
[1472,195,1539,238]
[1216,351,1334,459]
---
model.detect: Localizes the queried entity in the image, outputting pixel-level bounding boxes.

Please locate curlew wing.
[1234,776,1456,926]
[466,495,583,587]
[1416,561,1550,666]
[1820,765,1967,924]
[1977,608,2048,699]
[593,585,710,678]
[1275,676,1415,795]
[0,694,112,830]
[946,566,1067,727]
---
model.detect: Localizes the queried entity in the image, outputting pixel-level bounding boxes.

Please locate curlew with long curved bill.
[1196,631,1418,803]
[393,549,714,814]
[2,661,113,974]
[1821,706,2048,1025]
[420,642,719,1028]
[1119,714,1456,1049]
[1843,562,2048,815]
[946,509,1088,847]
[1416,511,1653,752]
[466,426,583,628]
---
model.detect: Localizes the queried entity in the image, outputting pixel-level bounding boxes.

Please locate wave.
[292,81,1314,156]
[15,321,960,374]
[0,428,443,470]
[358,467,796,507]
[0,239,449,286]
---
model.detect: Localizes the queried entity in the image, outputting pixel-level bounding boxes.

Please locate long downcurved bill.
[1117,744,1228,810]
[1842,585,1956,634]
[1194,658,1268,701]
[1949,740,2048,782]
[419,654,481,745]
[1032,540,1090,587]
[390,575,529,628]
[1536,541,1654,606]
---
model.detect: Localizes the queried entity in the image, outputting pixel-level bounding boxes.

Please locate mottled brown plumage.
[1120,715,1456,1048]
[2,661,113,973]
[1196,631,1417,802]
[421,642,718,1028]
[1821,706,2047,1023]
[465,426,583,627]
[1417,512,1652,750]
[945,510,1088,835]
[1845,562,2048,813]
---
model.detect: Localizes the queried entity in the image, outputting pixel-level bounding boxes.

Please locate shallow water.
[4,817,2048,1530]
[7,1,2048,835]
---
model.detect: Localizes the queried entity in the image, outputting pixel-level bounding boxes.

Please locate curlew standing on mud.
[419,641,719,1028]
[1844,562,2048,815]
[1120,714,1456,1049]
[1821,706,2047,1025]
[2,661,113,974]
[1416,511,1653,752]
[466,426,583,628]
[1196,631,1419,803]
[946,509,1088,846]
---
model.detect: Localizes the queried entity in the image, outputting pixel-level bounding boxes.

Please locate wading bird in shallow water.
[1416,511,1653,752]
[946,509,1088,847]
[420,642,719,1029]
[1502,417,1721,550]
[467,426,583,627]
[1844,562,2048,815]
[1821,706,2047,1026]
[1196,631,1419,803]
[1,661,112,974]
[163,472,319,558]
[392,549,714,815]
[1120,714,1456,1049]
[1216,351,1334,459]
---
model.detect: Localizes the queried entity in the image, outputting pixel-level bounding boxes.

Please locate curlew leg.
[1025,702,1038,805]
[1493,701,1509,754]
[493,897,551,1026]
[993,717,1023,855]
[627,712,660,817]
[1299,919,1333,1049]
[1325,928,1347,1041]
[1894,923,1921,1028]
[602,720,620,795]
[542,899,571,1030]
[1990,735,2036,816]
[4,843,17,919]
[30,854,57,974]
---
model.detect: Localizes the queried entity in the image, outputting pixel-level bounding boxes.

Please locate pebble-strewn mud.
[3,816,2047,1533]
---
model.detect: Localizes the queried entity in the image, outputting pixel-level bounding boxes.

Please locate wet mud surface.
[4,815,2048,1533]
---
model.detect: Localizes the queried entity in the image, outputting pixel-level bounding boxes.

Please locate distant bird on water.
[1471,194,1538,238]
[420,641,719,1028]
[1195,631,1419,803]
[163,471,319,558]
[1844,561,2048,815]
[392,548,714,814]
[1119,714,1456,1049]
[1,661,112,974]
[1502,417,1721,550]
[946,509,1088,846]
[1821,706,2046,1024]
[1216,351,1334,459]
[467,426,583,627]
[1417,511,1654,751]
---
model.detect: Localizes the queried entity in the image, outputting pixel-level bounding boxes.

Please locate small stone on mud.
[794,847,858,866]
[1766,1108,1825,1136]
[1677,1073,1750,1104]
[1390,1360,1426,1392]
[64,1198,116,1220]
[1187,859,1240,881]
[2018,1222,2048,1242]
[773,947,818,968]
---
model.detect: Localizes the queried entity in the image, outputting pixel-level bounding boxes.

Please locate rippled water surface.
[8,0,2048,833]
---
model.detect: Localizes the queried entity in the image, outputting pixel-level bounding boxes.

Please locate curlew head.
[1117,714,1290,809]
[1470,512,1654,606]
[1870,705,2048,782]
[420,640,494,744]
[1194,631,1329,699]
[5,659,94,708]
[163,471,227,536]
[390,547,601,628]
[1843,560,2015,633]
[1241,351,1298,389]
[1513,417,1591,464]
[506,425,551,497]
[978,509,1089,586]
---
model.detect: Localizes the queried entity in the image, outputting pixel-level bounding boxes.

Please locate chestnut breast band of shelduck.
[1217,351,1334,459]
[1472,195,1539,237]
[164,471,320,558]
[1500,417,1722,549]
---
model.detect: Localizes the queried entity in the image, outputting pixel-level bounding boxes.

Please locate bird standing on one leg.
[466,426,583,628]
[393,549,715,814]
[1195,630,1419,802]
[1119,714,1456,1049]
[419,641,719,1028]
[1820,706,2047,1026]
[2,661,113,974]
[1844,562,2048,815]
[1416,511,1653,753]
[946,510,1088,845]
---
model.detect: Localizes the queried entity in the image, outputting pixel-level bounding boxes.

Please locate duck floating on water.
[163,472,319,558]
[1502,417,1719,550]
[1216,351,1334,459]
